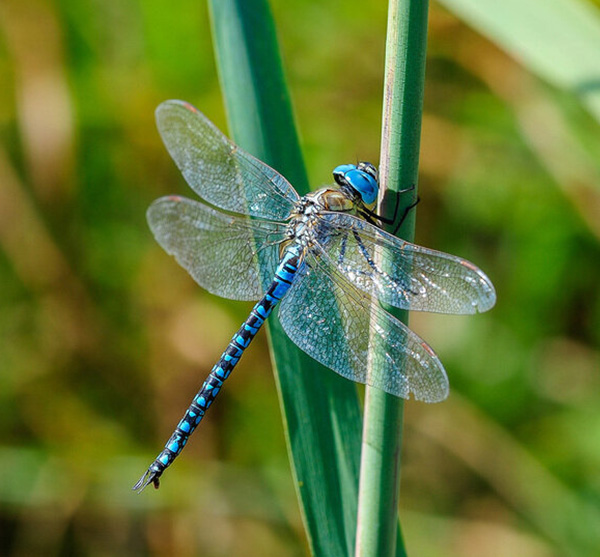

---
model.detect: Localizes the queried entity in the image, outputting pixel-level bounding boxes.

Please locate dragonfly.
[133,100,496,492]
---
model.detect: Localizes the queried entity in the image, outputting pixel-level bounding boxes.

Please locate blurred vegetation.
[1,0,600,555]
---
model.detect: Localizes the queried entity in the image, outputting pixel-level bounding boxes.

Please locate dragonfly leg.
[391,195,420,235]
[351,230,419,299]
[358,185,419,234]
[337,233,348,265]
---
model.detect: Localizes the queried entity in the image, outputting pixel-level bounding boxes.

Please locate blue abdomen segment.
[133,248,301,492]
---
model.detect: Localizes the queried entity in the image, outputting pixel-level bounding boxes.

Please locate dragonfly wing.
[278,246,449,402]
[156,100,300,220]
[147,196,286,300]
[318,212,496,314]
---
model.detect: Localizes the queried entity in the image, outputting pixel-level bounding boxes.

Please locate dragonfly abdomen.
[133,246,302,492]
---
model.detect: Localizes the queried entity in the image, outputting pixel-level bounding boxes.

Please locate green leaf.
[208,0,362,554]
[437,0,600,124]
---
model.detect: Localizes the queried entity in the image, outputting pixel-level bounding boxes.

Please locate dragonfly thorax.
[285,170,374,253]
[286,195,328,250]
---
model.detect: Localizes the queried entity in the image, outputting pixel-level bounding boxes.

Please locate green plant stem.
[355,0,430,556]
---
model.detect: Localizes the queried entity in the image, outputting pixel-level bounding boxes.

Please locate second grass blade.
[356,0,430,555]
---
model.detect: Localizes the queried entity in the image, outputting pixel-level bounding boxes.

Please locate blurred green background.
[1,0,600,555]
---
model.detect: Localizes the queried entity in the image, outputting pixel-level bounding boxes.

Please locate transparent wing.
[278,246,449,402]
[156,100,300,220]
[316,212,496,314]
[147,196,287,300]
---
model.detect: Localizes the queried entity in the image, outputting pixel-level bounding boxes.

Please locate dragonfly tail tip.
[132,470,160,493]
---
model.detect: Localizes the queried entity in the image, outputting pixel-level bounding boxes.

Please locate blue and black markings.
[133,249,301,491]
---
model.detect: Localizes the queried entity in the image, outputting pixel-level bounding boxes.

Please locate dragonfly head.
[333,162,379,205]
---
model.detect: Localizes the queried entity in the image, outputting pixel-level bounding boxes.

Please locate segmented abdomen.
[133,246,302,491]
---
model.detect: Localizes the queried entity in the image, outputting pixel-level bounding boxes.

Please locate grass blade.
[208,1,362,554]
[437,0,600,123]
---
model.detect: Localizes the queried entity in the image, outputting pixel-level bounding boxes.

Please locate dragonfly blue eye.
[133,100,496,493]
[333,163,379,205]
